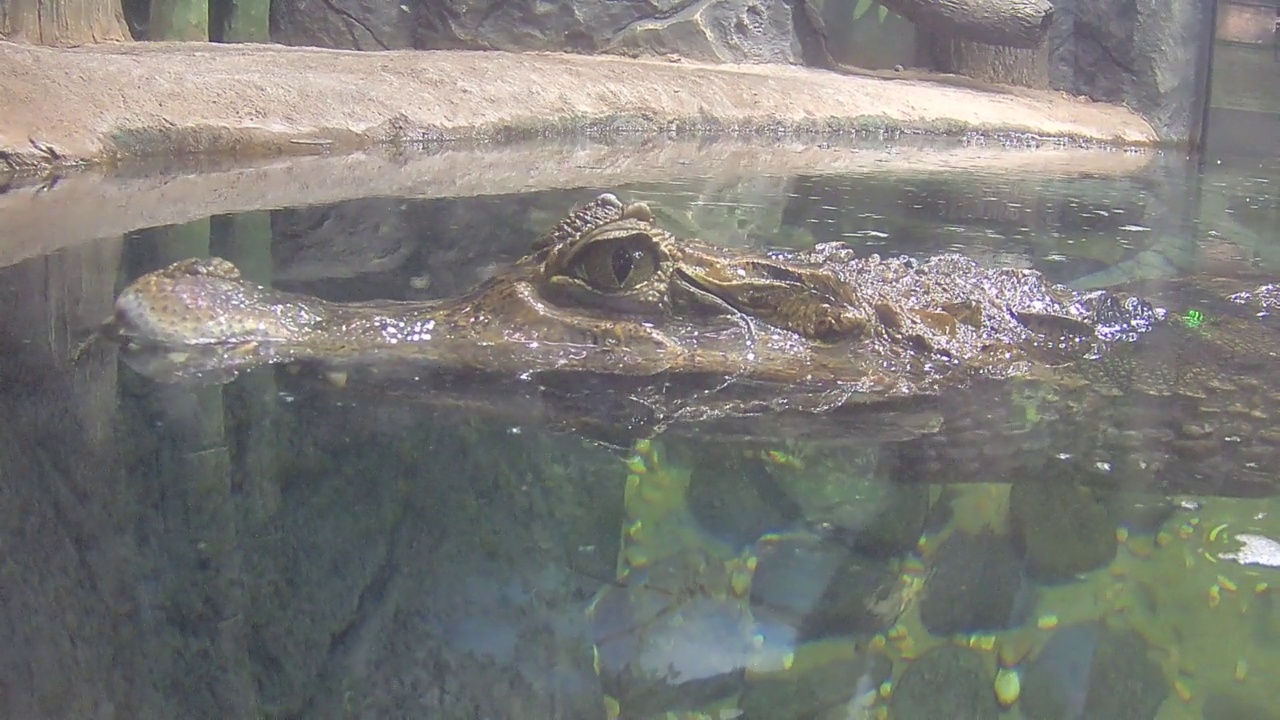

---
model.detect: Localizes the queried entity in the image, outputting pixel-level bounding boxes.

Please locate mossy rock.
[919,530,1031,636]
[765,446,927,559]
[1203,692,1280,720]
[686,448,803,549]
[1010,480,1117,583]
[1103,491,1175,535]
[1020,623,1166,719]
[748,532,898,642]
[739,649,891,719]
[891,645,999,720]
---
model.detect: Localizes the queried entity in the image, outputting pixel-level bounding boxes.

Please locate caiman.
[103,193,1280,497]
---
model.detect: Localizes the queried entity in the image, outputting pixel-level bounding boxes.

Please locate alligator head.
[101,193,1280,493]
[108,193,1133,392]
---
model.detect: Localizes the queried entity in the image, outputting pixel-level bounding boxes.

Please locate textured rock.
[918,531,1033,636]
[1020,623,1167,719]
[1203,692,1280,720]
[1047,0,1211,143]
[590,581,753,716]
[265,0,1209,144]
[891,645,1000,720]
[271,0,417,49]
[748,531,900,643]
[255,406,625,717]
[414,0,677,53]
[687,449,804,548]
[1009,479,1117,583]
[272,0,801,63]
[739,649,892,719]
[607,0,801,63]
[1105,492,1175,535]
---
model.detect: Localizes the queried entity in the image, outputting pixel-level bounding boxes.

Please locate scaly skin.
[108,193,1149,385]
[105,193,1280,495]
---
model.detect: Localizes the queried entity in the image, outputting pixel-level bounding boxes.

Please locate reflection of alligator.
[106,193,1280,496]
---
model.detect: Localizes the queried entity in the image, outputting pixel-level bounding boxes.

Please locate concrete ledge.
[0,41,1158,172]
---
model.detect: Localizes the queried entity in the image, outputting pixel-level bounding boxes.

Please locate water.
[3,139,1280,720]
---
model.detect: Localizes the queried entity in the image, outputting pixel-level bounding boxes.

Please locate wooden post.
[0,0,131,45]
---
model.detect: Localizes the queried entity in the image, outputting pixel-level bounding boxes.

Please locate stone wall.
[1046,0,1213,146]
[270,0,808,64]
[266,0,1211,144]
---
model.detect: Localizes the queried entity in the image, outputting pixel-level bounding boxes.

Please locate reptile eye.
[572,233,659,291]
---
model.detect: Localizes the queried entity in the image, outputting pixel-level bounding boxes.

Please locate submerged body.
[108,193,1280,495]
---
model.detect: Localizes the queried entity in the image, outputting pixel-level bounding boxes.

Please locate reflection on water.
[4,144,1280,720]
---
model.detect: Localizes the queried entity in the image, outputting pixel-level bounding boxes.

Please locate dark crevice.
[650,0,704,22]
[1075,21,1137,77]
[472,0,508,39]
[1047,8,1074,59]
[289,501,422,719]
[320,0,390,50]
[792,0,835,68]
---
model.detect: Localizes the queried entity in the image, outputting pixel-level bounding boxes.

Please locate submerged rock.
[1020,623,1167,719]
[270,198,417,286]
[844,482,931,560]
[686,450,803,549]
[919,531,1032,636]
[748,532,899,643]
[891,645,999,720]
[1203,691,1280,720]
[739,649,891,719]
[1104,491,1176,535]
[588,579,759,717]
[1010,480,1117,582]
[766,446,928,559]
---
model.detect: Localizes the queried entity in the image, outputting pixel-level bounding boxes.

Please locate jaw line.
[674,267,749,316]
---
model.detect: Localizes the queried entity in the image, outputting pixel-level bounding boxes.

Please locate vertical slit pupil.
[612,248,635,285]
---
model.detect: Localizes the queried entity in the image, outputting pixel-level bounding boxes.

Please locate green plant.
[853,0,891,23]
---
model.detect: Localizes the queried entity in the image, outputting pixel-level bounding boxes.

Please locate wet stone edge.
[1,111,1155,180]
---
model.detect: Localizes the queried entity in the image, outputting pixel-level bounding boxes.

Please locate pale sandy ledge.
[0,40,1158,175]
